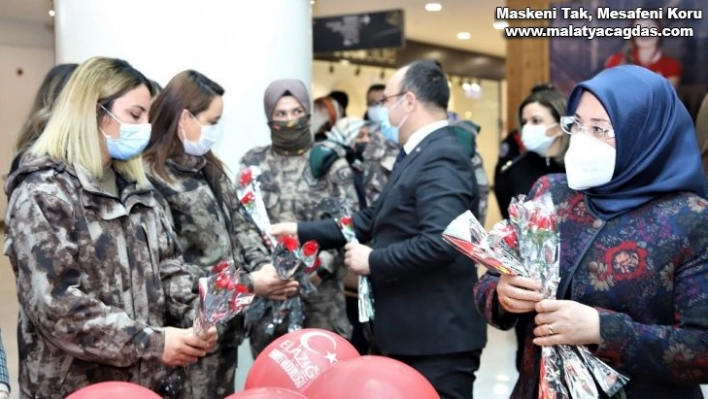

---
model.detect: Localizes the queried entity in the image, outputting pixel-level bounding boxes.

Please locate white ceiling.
[0,0,506,57]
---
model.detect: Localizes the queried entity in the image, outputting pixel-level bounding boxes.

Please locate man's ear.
[404,92,417,112]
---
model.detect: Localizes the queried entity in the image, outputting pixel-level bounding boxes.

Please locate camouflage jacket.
[147,154,270,276]
[3,156,199,398]
[364,128,490,224]
[361,130,400,205]
[147,154,273,349]
[240,145,356,337]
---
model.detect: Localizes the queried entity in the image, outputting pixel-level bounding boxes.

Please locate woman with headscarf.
[475,65,708,398]
[240,79,357,357]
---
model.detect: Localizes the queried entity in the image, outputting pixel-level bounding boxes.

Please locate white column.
[54,0,313,176]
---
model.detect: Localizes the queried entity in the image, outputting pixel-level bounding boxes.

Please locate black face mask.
[268,115,313,155]
[354,142,368,160]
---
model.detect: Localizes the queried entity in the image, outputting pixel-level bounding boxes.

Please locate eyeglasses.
[373,92,406,106]
[560,116,615,142]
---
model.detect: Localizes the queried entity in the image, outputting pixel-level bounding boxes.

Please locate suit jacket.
[299,126,488,356]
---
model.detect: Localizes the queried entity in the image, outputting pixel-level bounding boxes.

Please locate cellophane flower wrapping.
[443,193,628,399]
[193,260,255,335]
[316,197,375,323]
[253,235,321,335]
[160,260,255,397]
[237,166,277,249]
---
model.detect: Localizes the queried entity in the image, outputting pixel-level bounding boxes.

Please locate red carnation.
[235,284,250,294]
[211,260,231,274]
[340,216,353,227]
[239,168,253,187]
[502,229,518,249]
[301,240,319,257]
[215,273,231,290]
[279,235,299,252]
[531,211,554,230]
[240,191,255,205]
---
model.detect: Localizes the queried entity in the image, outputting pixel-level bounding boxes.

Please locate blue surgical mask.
[378,97,408,144]
[367,104,384,124]
[101,105,151,160]
[379,106,399,143]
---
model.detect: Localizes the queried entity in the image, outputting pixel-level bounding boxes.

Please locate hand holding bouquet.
[443,194,628,399]
[316,197,374,323]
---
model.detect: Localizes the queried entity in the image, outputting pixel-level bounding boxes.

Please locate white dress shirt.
[402,120,449,155]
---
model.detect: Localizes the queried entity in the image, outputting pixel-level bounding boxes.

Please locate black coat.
[493,131,565,219]
[299,126,488,356]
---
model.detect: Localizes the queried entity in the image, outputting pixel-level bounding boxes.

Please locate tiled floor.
[1,233,706,398]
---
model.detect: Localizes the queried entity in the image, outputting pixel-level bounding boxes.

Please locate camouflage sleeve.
[232,207,271,271]
[327,159,359,213]
[318,159,358,275]
[155,206,201,328]
[7,189,164,367]
[220,170,271,271]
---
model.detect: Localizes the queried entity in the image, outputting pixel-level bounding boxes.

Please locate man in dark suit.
[271,60,487,399]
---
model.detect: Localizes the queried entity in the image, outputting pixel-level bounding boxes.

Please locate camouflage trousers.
[180,345,238,399]
[178,316,245,398]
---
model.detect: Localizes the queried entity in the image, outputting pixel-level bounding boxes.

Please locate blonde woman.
[3,57,216,398]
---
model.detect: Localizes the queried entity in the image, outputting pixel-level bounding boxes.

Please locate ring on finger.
[548,325,556,336]
[502,296,513,308]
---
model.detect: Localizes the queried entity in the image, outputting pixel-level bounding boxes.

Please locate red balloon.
[225,387,309,399]
[245,328,360,392]
[303,356,440,399]
[66,381,161,399]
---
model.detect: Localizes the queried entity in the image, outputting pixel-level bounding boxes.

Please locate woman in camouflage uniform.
[143,70,298,398]
[3,57,215,399]
[240,79,357,357]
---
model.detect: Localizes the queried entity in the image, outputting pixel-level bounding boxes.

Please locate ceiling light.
[462,82,472,91]
[456,32,471,40]
[493,21,508,30]
[48,9,55,17]
[425,3,442,12]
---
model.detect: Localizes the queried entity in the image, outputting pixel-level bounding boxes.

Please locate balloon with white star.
[245,328,360,393]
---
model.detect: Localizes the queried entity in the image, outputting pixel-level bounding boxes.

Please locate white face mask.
[521,123,558,155]
[367,105,384,124]
[182,119,221,156]
[564,133,616,190]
